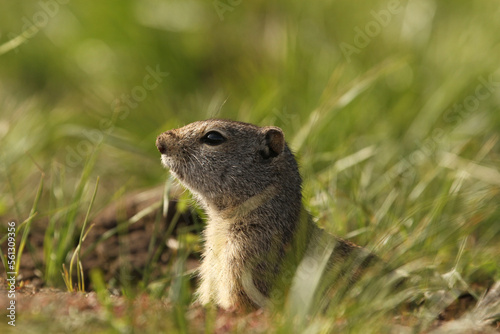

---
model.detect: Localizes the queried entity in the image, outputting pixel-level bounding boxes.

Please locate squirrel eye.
[201,131,226,146]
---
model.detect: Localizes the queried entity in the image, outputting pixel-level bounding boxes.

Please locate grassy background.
[1,0,500,332]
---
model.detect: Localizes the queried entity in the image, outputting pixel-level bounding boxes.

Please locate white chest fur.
[197,216,239,308]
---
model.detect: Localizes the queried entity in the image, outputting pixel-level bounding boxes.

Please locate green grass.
[1,0,500,333]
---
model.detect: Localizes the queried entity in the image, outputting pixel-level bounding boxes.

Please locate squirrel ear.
[262,127,285,158]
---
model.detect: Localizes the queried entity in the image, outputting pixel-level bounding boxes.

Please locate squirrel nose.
[156,133,168,154]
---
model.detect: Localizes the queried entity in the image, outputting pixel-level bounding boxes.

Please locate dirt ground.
[2,275,499,333]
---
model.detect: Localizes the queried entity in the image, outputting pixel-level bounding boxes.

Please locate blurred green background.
[1,0,500,282]
[1,0,500,332]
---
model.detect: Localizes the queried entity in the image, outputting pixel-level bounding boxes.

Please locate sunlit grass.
[1,0,499,333]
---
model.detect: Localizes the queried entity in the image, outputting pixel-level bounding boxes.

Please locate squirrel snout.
[156,133,169,154]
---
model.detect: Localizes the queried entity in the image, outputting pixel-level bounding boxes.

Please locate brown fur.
[156,119,375,309]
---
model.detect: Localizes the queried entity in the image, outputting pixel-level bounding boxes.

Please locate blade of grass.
[15,173,44,275]
[292,58,407,151]
[44,163,66,284]
[67,176,100,292]
[54,143,101,286]
[0,29,39,56]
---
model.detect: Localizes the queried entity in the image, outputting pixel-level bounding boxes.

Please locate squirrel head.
[156,119,300,210]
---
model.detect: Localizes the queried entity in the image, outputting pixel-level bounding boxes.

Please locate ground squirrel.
[156,119,376,310]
